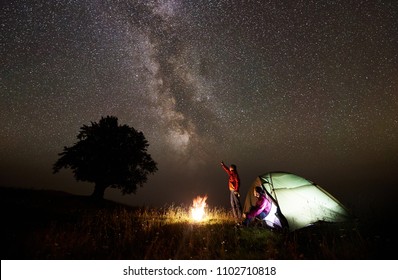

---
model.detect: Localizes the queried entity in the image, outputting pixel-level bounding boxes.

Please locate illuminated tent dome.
[243,172,350,231]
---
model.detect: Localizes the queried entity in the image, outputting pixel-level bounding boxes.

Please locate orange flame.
[190,195,208,222]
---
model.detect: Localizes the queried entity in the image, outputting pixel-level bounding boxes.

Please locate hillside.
[1,187,396,260]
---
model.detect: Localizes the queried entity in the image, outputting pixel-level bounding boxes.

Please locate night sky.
[1,0,397,216]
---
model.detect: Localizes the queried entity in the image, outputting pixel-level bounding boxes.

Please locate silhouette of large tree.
[53,116,158,199]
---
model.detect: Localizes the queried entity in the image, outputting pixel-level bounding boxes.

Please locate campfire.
[190,195,208,222]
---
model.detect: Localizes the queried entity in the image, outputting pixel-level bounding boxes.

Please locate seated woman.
[242,186,272,226]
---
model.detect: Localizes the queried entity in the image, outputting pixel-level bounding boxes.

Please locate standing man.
[220,161,242,220]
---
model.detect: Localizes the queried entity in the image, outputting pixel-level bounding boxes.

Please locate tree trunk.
[91,183,107,199]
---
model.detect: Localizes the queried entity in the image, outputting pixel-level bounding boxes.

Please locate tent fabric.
[243,172,350,231]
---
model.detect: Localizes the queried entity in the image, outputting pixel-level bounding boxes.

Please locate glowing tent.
[243,172,350,231]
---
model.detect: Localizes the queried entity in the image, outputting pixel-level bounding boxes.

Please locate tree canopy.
[53,116,158,199]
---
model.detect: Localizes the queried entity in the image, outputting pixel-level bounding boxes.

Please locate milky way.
[1,0,397,211]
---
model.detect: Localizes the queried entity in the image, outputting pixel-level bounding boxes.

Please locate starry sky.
[1,0,397,216]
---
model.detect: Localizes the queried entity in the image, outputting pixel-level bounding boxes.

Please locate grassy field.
[0,187,396,260]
